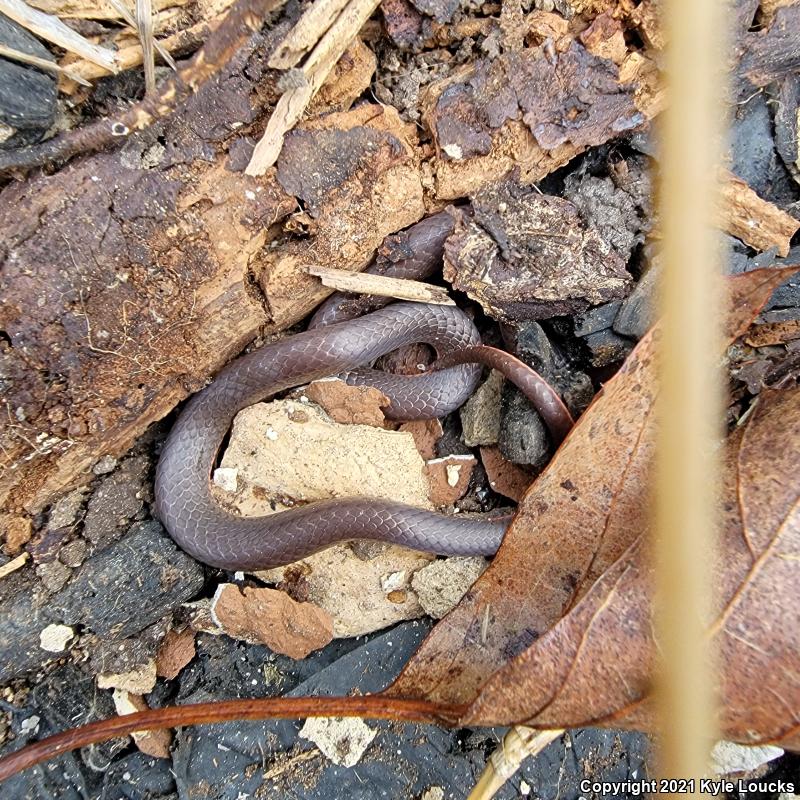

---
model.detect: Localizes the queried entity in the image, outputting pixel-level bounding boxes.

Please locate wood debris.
[308,264,455,306]
[112,689,172,758]
[154,627,196,680]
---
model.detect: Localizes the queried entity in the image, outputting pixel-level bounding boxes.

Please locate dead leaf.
[456,387,800,752]
[387,268,796,707]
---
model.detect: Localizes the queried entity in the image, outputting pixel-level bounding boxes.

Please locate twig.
[0,42,91,85]
[268,0,351,68]
[106,0,177,70]
[0,552,29,580]
[245,0,380,175]
[307,265,456,306]
[0,0,117,72]
[0,0,287,176]
[468,727,564,800]
[0,695,464,780]
[136,0,156,95]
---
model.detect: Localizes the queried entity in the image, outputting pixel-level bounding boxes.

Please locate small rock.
[499,386,551,467]
[299,716,377,767]
[708,741,784,776]
[93,455,118,475]
[2,514,32,554]
[36,560,71,593]
[480,446,534,501]
[304,380,389,427]
[460,370,504,447]
[155,628,196,680]
[424,454,476,507]
[97,659,158,694]
[19,714,40,735]
[411,556,488,618]
[47,489,88,530]
[212,467,239,493]
[583,328,635,367]
[39,623,74,653]
[113,690,172,758]
[58,539,88,568]
[421,789,445,800]
[83,455,150,548]
[573,301,622,337]
[613,261,660,340]
[211,584,333,659]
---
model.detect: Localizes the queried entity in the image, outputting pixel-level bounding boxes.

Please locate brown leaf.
[387,268,796,707]
[457,387,800,751]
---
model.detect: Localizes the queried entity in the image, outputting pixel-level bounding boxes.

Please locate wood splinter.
[307,265,456,306]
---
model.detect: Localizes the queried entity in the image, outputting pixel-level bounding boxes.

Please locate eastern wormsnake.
[155,213,573,570]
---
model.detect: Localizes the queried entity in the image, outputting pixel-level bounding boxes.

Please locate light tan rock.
[219,398,441,637]
[97,658,157,694]
[299,716,377,767]
[411,556,488,619]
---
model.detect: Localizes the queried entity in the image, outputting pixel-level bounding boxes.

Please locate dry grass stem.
[656,0,727,788]
[107,0,176,69]
[0,0,118,71]
[136,0,156,95]
[467,727,564,800]
[0,41,91,84]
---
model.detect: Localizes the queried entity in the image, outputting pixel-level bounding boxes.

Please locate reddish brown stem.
[439,345,576,445]
[0,695,465,782]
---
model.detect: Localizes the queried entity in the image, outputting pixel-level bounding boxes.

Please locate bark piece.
[479,445,533,502]
[212,583,333,658]
[303,380,390,427]
[718,172,799,257]
[308,37,377,114]
[155,627,196,680]
[97,658,157,694]
[427,39,656,200]
[423,454,476,507]
[774,74,800,183]
[444,180,631,321]
[381,0,423,48]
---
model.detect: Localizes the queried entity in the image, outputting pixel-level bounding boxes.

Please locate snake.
[154,213,574,570]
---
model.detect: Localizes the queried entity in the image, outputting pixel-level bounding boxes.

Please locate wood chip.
[718,171,800,256]
[268,0,352,69]
[307,265,456,306]
[155,628,196,680]
[112,690,172,759]
[424,454,476,507]
[0,552,29,580]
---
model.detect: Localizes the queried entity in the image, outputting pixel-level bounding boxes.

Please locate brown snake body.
[155,214,573,570]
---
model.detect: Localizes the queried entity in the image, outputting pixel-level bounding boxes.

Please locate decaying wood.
[0,0,285,175]
[27,0,186,19]
[0,0,118,71]
[308,265,456,306]
[245,0,381,175]
[60,5,230,86]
